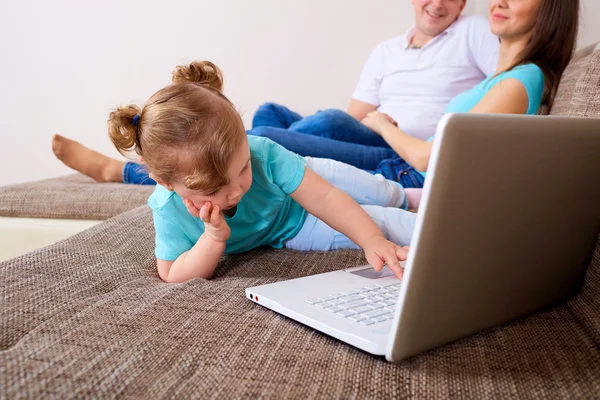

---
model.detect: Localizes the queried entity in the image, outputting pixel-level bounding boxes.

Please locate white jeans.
[285,157,417,251]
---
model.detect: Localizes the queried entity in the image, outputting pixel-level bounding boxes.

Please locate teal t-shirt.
[148,136,308,260]
[444,63,545,116]
[420,63,545,176]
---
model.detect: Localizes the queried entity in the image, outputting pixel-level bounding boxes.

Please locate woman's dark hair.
[508,0,579,110]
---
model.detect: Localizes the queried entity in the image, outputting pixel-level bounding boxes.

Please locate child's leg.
[403,188,424,211]
[285,205,417,251]
[304,157,408,210]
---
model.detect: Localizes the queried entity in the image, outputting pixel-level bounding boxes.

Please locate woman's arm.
[290,167,407,278]
[363,78,530,172]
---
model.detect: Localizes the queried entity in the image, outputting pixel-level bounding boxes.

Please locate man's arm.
[350,43,384,118]
[468,15,500,76]
[347,99,377,121]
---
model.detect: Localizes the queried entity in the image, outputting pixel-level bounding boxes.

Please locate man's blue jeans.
[249,103,424,188]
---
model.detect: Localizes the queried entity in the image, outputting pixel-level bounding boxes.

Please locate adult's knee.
[255,102,281,115]
[252,102,293,129]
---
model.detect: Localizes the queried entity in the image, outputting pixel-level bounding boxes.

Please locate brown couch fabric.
[1,45,600,398]
[1,205,599,398]
[551,49,600,117]
[0,174,154,220]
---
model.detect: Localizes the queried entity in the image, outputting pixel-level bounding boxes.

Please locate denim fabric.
[373,157,426,189]
[250,102,424,188]
[250,127,397,171]
[123,162,156,185]
[252,102,390,147]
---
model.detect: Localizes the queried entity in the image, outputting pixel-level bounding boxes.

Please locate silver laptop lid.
[387,113,600,361]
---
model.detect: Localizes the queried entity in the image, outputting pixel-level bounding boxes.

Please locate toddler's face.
[173,137,253,212]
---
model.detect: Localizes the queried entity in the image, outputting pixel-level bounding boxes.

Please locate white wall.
[471,0,600,47]
[0,0,424,186]
[2,1,598,187]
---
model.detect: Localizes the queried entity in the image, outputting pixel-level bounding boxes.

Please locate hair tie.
[132,114,141,128]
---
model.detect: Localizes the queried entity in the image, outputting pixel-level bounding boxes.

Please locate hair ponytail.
[171,61,224,92]
[108,104,144,157]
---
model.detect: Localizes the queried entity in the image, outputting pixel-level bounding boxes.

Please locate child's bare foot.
[52,134,125,183]
[404,188,423,211]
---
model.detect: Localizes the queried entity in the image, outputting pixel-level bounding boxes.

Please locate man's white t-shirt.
[352,15,500,141]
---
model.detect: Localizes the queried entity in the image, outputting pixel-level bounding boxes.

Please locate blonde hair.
[108,61,245,192]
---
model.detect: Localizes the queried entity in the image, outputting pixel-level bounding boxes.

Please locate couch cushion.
[551,46,600,117]
[1,206,599,398]
[0,174,154,220]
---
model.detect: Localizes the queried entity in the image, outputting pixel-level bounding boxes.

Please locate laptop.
[246,113,600,362]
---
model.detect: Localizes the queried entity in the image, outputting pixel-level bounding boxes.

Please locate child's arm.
[157,201,229,283]
[290,167,407,279]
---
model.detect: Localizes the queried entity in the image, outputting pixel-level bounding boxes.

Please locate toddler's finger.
[183,199,200,218]
[210,204,221,225]
[384,252,404,280]
[396,246,410,261]
[367,253,385,272]
[199,202,212,222]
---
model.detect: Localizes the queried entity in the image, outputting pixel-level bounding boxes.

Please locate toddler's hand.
[183,199,231,242]
[362,236,409,280]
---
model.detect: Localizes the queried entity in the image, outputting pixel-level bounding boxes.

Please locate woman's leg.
[122,162,157,185]
[249,128,396,170]
[373,156,426,189]
[304,157,408,210]
[52,135,156,185]
[285,205,417,251]
[252,102,303,129]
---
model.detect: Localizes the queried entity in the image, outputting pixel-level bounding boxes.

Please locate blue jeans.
[250,103,425,188]
[123,162,156,185]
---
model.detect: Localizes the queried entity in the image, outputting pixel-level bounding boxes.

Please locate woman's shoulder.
[495,63,545,91]
[494,64,545,114]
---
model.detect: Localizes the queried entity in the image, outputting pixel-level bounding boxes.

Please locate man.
[251,0,500,187]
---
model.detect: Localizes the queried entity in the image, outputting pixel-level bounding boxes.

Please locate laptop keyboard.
[305,283,401,326]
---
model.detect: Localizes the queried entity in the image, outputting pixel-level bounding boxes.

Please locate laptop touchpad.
[349,265,396,279]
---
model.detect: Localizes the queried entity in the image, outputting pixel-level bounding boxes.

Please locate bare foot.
[404,188,423,211]
[52,134,125,183]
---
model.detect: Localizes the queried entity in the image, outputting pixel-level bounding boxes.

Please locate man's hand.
[362,235,409,280]
[183,199,231,242]
[361,111,398,135]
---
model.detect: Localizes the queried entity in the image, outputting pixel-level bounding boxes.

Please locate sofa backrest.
[550,41,600,117]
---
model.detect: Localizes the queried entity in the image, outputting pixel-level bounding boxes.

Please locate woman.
[52,0,579,191]
[256,0,579,182]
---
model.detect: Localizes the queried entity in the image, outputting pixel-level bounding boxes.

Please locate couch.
[1,43,599,398]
